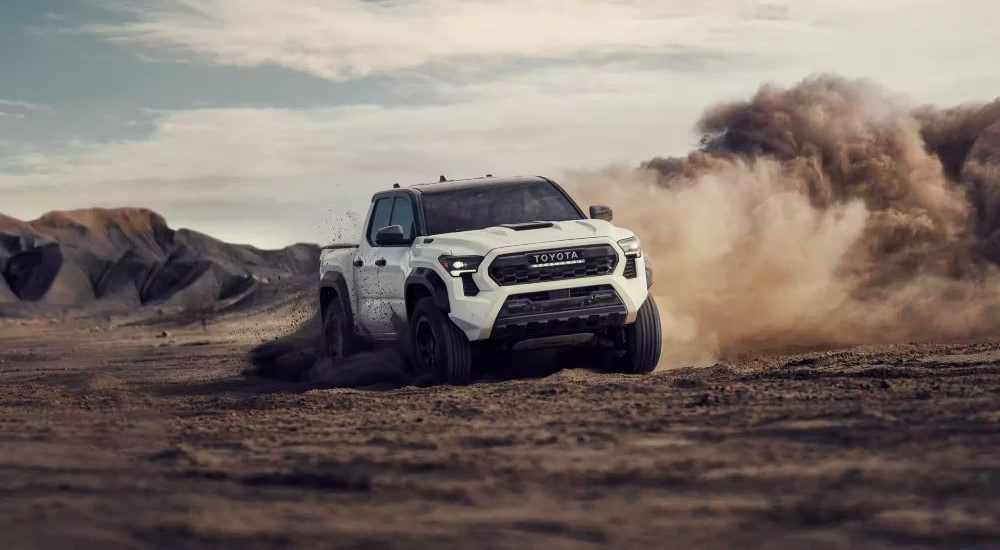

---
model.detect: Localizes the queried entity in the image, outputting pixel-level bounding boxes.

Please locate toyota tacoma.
[319,175,661,384]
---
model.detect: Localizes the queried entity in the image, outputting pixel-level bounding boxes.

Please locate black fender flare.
[405,267,450,316]
[319,271,355,330]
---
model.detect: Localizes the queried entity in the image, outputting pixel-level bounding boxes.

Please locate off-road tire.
[608,295,662,374]
[322,294,358,360]
[410,298,472,385]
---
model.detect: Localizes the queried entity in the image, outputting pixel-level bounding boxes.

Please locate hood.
[418,219,634,256]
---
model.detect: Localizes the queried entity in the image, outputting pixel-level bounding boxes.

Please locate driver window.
[367,198,393,244]
[390,196,416,240]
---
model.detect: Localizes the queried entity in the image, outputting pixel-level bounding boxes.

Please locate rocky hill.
[0,208,319,317]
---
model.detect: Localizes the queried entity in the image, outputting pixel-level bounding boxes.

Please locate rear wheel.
[410,298,472,385]
[322,294,358,360]
[607,295,662,374]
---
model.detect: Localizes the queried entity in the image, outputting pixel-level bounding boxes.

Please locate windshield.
[421,182,584,235]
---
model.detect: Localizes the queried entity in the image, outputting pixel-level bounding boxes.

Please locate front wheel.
[607,295,662,374]
[410,298,472,385]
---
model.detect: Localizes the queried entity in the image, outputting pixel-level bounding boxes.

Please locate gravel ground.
[1,318,999,550]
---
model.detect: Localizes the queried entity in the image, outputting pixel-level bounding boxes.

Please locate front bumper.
[490,284,628,340]
[441,238,649,341]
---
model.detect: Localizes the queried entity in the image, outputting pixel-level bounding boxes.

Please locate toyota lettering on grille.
[527,249,585,269]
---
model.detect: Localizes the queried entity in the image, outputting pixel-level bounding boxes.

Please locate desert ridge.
[0,208,318,317]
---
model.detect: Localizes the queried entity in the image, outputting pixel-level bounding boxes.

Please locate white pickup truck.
[319,175,661,384]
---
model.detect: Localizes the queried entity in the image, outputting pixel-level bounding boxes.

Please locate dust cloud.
[247,313,423,389]
[569,75,1000,366]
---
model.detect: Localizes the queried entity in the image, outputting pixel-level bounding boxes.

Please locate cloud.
[0,66,755,186]
[2,50,998,247]
[91,0,999,82]
[0,100,50,112]
[80,1,1000,105]
[87,0,748,80]
[7,0,999,247]
[0,66,733,244]
[0,100,53,118]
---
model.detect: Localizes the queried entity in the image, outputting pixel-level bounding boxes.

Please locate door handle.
[374,258,387,267]
[353,259,363,267]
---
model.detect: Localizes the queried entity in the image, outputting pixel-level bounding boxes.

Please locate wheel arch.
[319,271,354,326]
[405,268,450,318]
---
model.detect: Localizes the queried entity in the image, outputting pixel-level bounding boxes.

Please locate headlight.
[438,255,484,277]
[617,236,642,257]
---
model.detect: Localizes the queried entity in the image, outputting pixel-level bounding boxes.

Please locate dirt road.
[1,317,999,549]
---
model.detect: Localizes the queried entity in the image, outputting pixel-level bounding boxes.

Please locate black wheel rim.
[415,317,437,371]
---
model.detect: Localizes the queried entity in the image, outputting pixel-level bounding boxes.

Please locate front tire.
[410,298,472,385]
[608,295,662,374]
[322,294,358,360]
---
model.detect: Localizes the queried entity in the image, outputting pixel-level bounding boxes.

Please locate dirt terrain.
[1,309,999,550]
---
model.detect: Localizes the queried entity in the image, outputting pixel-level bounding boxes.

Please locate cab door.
[354,197,394,338]
[373,195,418,329]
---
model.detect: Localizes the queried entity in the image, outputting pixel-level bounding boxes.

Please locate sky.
[1,0,999,248]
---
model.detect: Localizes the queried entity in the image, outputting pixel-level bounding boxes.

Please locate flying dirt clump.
[569,75,1000,366]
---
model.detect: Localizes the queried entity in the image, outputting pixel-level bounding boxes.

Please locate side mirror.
[375,225,409,246]
[589,205,613,222]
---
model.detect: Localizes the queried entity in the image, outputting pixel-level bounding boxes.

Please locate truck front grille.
[488,245,618,286]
